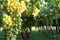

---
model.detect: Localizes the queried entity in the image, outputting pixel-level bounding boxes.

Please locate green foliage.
[0,12,2,26]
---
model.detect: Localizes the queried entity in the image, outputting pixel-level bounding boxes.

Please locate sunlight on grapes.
[4,0,27,14]
[3,14,12,26]
[32,8,40,17]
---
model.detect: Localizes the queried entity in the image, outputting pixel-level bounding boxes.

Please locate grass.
[31,31,51,40]
[17,30,58,40]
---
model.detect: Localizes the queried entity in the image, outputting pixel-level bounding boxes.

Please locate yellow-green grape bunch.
[58,2,60,7]
[32,8,40,17]
[3,14,12,26]
[4,0,27,14]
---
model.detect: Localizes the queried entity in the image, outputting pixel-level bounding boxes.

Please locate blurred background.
[0,0,60,40]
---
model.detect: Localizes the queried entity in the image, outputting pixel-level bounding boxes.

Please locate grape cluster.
[4,0,27,14]
[32,8,40,17]
[3,14,12,26]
